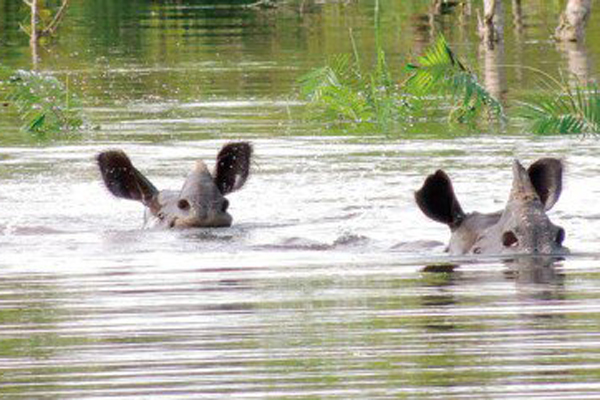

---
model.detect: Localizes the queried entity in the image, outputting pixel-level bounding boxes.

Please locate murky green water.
[1,1,600,398]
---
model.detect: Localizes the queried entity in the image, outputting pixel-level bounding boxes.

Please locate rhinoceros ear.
[415,170,465,229]
[214,142,253,195]
[96,150,158,207]
[527,158,563,211]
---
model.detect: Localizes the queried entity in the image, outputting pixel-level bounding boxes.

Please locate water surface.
[1,1,600,398]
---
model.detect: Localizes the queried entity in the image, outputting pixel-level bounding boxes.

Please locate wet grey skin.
[415,158,568,256]
[96,142,252,228]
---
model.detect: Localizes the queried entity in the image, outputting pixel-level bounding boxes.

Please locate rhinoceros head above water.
[415,158,568,256]
[97,142,252,228]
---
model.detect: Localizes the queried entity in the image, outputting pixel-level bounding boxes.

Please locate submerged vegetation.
[298,48,411,131]
[294,0,597,135]
[299,35,503,133]
[0,0,83,140]
[0,0,596,139]
[519,80,600,135]
[0,66,85,139]
[404,36,504,125]
[299,34,599,136]
[298,0,415,131]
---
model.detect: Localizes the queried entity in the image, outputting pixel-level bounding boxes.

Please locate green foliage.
[299,33,598,136]
[298,34,502,132]
[518,81,600,135]
[0,66,84,139]
[298,48,411,130]
[298,0,410,131]
[405,36,504,124]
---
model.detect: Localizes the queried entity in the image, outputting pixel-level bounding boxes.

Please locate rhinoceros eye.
[502,231,518,247]
[556,228,565,245]
[178,199,190,211]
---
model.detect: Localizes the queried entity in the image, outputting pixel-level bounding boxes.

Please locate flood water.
[1,1,600,398]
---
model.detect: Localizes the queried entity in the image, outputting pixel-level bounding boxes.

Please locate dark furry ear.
[528,158,563,211]
[96,150,158,206]
[214,142,252,195]
[415,170,465,229]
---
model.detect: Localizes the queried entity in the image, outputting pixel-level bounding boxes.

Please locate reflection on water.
[557,41,593,83]
[480,38,507,103]
[1,0,600,398]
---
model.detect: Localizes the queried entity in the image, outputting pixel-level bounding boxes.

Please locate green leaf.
[28,113,46,131]
[404,35,504,123]
[1,66,86,139]
[518,81,600,135]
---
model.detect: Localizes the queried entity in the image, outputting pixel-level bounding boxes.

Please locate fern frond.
[405,36,464,95]
[298,46,408,130]
[518,81,600,135]
[405,35,504,122]
[298,54,363,100]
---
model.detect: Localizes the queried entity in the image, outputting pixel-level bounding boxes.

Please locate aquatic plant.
[518,80,600,135]
[404,36,505,124]
[298,33,502,131]
[1,66,84,139]
[298,47,411,130]
[298,0,415,131]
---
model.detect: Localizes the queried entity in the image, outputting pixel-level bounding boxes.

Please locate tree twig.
[41,0,69,37]
[18,23,32,37]
[243,0,277,9]
[30,0,38,45]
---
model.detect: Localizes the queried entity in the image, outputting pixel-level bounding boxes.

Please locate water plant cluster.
[2,33,598,140]
[299,35,600,136]
[0,66,84,139]
[299,49,408,132]
[404,37,504,125]
[519,78,600,135]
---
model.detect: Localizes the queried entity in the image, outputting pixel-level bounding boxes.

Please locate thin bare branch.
[243,0,277,8]
[30,0,38,45]
[41,0,69,37]
[18,22,32,37]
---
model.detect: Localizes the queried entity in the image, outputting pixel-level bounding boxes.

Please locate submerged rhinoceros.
[97,142,252,228]
[415,158,567,255]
